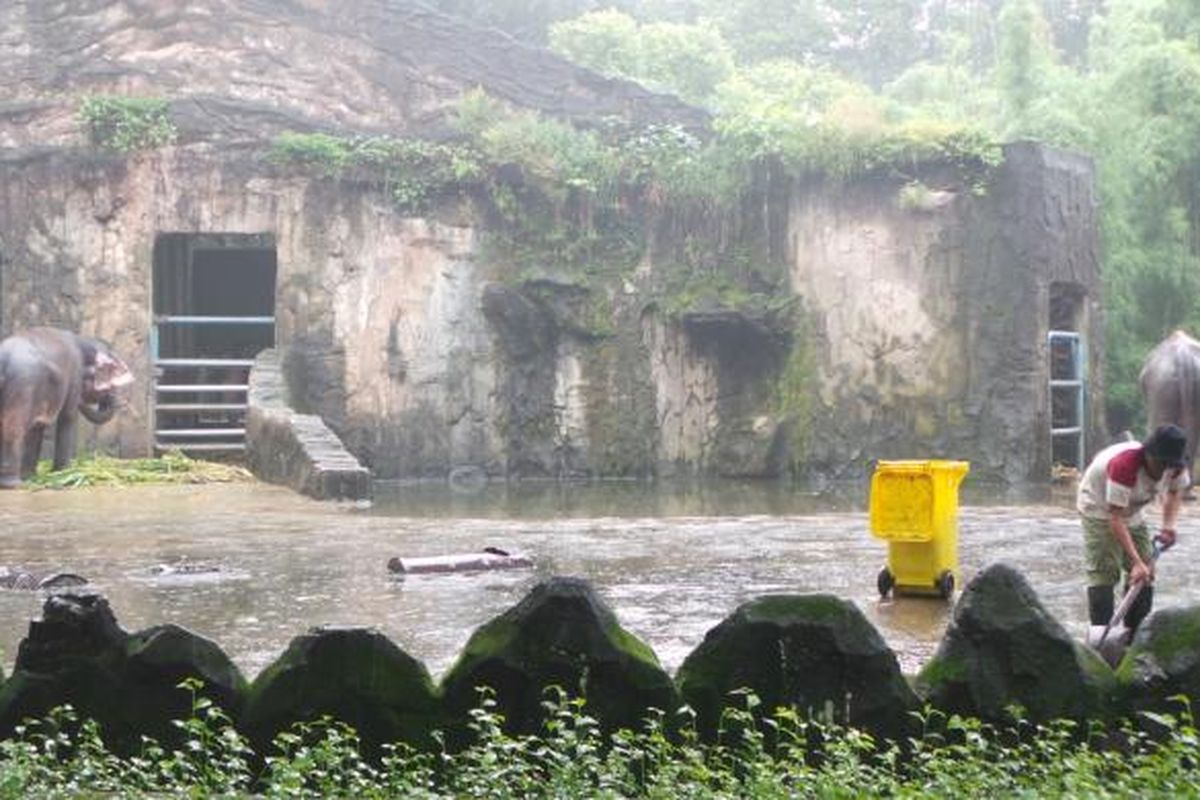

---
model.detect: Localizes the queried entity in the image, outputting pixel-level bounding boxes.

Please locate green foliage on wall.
[78,96,177,153]
[269,133,483,214]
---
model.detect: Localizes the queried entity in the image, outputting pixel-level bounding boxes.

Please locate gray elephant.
[1139,329,1200,472]
[0,327,133,488]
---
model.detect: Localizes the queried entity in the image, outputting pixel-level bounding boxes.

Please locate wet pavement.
[0,479,1192,680]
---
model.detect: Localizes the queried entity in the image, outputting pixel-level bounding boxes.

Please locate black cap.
[1144,424,1188,468]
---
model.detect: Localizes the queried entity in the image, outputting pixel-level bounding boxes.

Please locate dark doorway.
[152,233,277,456]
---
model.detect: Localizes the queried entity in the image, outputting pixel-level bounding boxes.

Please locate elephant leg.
[52,412,77,472]
[0,421,25,489]
[21,425,44,479]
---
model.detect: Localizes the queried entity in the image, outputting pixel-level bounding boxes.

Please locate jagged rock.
[241,626,440,758]
[123,624,248,732]
[0,593,246,754]
[676,594,918,742]
[916,563,1115,723]
[1117,605,1200,717]
[440,577,678,744]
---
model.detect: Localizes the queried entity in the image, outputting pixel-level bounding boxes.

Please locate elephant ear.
[93,350,134,392]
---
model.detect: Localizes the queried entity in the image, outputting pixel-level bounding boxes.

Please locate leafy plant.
[270,132,483,214]
[2,689,1200,797]
[78,95,177,153]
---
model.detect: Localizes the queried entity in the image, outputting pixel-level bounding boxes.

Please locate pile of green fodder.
[1,685,1197,798]
[26,451,253,489]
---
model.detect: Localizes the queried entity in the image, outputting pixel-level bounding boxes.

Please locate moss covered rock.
[122,623,248,739]
[1117,605,1200,716]
[439,576,677,743]
[0,593,246,755]
[916,563,1115,724]
[676,594,917,742]
[241,626,440,758]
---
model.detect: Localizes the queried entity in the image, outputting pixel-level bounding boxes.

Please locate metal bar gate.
[1048,330,1085,468]
[151,315,274,455]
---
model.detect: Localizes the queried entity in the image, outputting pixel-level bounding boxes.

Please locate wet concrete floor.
[0,480,1193,680]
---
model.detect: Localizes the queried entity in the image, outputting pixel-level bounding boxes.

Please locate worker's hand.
[1130,558,1154,586]
[1157,528,1178,549]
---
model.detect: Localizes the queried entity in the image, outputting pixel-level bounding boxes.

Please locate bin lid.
[873,459,970,475]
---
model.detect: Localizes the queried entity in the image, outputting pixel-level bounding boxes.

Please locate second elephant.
[1140,329,1200,473]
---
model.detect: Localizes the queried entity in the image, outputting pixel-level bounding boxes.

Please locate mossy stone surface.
[1117,605,1200,716]
[241,626,440,758]
[439,576,677,743]
[0,594,246,755]
[676,593,917,742]
[916,563,1116,724]
[121,623,248,743]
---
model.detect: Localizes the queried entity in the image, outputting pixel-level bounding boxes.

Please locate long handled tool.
[1093,539,1170,664]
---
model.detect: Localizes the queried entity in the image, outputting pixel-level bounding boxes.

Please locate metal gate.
[1048,330,1085,468]
[152,315,274,455]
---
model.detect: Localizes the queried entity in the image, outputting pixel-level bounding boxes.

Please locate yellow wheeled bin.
[869,460,969,599]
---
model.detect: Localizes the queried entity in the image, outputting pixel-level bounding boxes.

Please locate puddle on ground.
[0,479,1181,681]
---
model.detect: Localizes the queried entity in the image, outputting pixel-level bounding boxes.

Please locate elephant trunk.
[79,394,116,425]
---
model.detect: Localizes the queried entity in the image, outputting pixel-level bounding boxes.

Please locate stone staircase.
[244,349,370,501]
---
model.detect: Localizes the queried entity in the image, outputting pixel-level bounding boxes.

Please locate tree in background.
[1084,0,1200,429]
[426,0,614,42]
[549,11,734,104]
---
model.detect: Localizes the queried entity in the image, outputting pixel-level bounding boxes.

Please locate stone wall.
[790,143,1103,482]
[0,142,1103,483]
[0,146,503,477]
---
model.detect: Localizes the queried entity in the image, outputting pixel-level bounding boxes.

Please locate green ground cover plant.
[27,452,253,489]
[0,686,1196,798]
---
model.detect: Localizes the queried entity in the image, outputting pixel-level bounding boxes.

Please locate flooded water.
[0,479,1193,682]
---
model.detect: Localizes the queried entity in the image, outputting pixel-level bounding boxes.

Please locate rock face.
[676,594,918,742]
[439,577,678,743]
[0,0,709,150]
[240,626,441,759]
[917,563,1115,723]
[0,593,246,755]
[1117,605,1200,716]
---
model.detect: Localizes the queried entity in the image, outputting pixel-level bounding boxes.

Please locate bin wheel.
[877,567,895,598]
[936,570,955,600]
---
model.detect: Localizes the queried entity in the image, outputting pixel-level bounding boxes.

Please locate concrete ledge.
[245,349,370,500]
